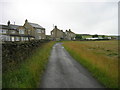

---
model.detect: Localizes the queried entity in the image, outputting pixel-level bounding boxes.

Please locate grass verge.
[3,41,55,88]
[63,41,118,88]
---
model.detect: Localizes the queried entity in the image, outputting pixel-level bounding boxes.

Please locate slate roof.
[0,25,8,29]
[28,22,44,29]
[9,24,20,30]
[0,24,20,30]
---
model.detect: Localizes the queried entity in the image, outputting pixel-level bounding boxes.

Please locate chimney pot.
[7,20,10,26]
[55,26,57,29]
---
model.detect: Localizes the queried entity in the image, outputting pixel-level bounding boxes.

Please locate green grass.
[3,41,55,88]
[81,35,117,39]
[63,41,118,88]
[82,35,92,38]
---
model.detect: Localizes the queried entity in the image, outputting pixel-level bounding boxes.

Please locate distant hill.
[76,34,118,40]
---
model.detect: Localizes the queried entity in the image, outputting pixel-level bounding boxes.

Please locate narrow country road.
[40,43,104,88]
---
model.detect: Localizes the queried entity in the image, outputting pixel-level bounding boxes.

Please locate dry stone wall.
[2,40,50,72]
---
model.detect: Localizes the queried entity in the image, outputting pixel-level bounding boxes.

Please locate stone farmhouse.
[24,19,46,40]
[65,29,76,40]
[51,26,76,41]
[51,26,65,41]
[0,20,46,41]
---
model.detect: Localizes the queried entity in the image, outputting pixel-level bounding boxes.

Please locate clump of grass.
[3,41,55,88]
[63,40,118,88]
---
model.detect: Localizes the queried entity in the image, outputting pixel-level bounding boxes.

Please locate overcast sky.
[0,0,119,35]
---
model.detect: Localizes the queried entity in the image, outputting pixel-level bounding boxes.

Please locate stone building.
[8,24,20,41]
[0,21,20,41]
[50,26,76,41]
[24,19,46,40]
[51,26,64,41]
[0,21,35,42]
[17,26,34,41]
[65,29,76,40]
[0,20,46,42]
[0,24,10,41]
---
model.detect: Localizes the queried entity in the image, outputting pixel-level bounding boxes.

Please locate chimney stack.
[7,20,10,26]
[69,29,71,32]
[55,25,57,29]
[25,19,28,23]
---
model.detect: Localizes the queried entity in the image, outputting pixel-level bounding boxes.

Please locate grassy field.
[3,41,55,88]
[81,35,117,39]
[63,40,118,88]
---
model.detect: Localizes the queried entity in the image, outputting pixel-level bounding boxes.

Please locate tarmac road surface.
[40,43,104,88]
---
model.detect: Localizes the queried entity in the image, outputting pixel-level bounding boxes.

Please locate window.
[30,37,34,40]
[42,30,44,33]
[26,37,28,41]
[16,37,19,41]
[23,37,26,41]
[21,37,24,41]
[0,35,10,41]
[37,29,41,33]
[28,30,31,34]
[11,37,15,41]
[6,36,10,41]
[11,30,16,34]
[2,29,6,34]
[39,36,41,39]
[19,29,24,34]
[0,35,5,41]
[0,29,2,34]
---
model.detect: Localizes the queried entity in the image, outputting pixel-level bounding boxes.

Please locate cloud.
[0,0,118,35]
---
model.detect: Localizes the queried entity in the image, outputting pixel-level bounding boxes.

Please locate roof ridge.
[28,22,44,29]
[9,24,20,26]
[28,22,38,25]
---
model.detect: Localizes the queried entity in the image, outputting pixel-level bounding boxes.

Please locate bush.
[75,34,82,40]
[92,34,98,38]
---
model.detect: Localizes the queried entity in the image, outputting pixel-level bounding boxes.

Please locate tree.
[75,34,82,40]
[102,35,105,38]
[92,34,98,38]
